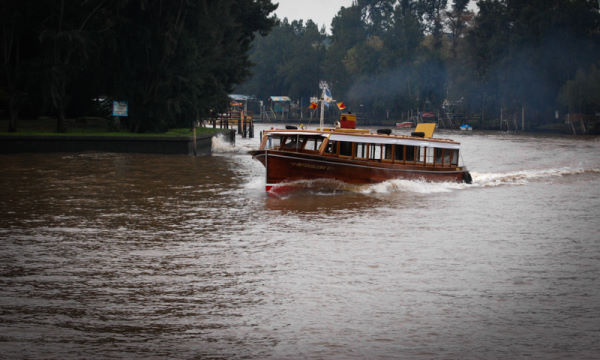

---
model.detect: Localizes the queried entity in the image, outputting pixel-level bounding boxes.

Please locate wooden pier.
[207,109,254,138]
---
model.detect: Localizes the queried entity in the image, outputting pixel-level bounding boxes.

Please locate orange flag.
[337,102,346,110]
[309,102,318,109]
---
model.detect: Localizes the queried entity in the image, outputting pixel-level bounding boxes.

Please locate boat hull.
[250,150,471,189]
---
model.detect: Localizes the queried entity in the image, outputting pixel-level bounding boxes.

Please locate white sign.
[112,101,128,117]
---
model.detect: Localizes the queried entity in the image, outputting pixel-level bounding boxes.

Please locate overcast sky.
[273,0,355,33]
[273,1,479,33]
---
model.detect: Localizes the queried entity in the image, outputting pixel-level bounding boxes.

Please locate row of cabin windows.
[328,141,459,166]
[264,135,459,166]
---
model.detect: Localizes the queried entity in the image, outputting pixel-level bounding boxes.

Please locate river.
[1,124,599,359]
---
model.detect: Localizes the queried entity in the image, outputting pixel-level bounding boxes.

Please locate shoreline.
[0,129,235,155]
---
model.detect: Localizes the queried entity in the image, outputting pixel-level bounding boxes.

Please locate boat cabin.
[260,128,462,168]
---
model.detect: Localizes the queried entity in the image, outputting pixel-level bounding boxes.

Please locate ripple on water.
[0,131,599,359]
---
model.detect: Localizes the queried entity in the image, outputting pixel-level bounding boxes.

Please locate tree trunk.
[56,106,66,132]
[8,96,18,132]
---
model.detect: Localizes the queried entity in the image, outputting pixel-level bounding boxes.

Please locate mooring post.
[193,127,197,156]
[242,111,246,138]
[249,120,254,138]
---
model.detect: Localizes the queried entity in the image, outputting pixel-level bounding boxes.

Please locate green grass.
[0,128,222,137]
[0,117,224,137]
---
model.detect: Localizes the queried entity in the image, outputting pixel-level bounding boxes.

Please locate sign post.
[112,101,128,130]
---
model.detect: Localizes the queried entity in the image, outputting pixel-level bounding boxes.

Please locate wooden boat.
[250,122,472,193]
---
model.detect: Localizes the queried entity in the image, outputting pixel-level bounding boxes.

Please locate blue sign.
[112,101,128,117]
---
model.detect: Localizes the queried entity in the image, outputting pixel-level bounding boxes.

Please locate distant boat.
[460,124,472,131]
[396,121,414,128]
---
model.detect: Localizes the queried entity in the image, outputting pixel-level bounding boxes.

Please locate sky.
[273,1,479,33]
[273,0,355,33]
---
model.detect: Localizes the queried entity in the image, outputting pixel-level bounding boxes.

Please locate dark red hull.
[250,150,471,187]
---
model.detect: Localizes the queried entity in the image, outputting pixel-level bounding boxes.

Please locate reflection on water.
[1,127,600,359]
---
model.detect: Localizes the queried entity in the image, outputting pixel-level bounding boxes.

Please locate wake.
[468,167,600,187]
[214,134,599,195]
[246,167,599,196]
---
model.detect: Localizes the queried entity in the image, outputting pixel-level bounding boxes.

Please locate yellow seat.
[415,123,436,138]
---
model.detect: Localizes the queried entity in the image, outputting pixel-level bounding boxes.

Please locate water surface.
[1,126,599,358]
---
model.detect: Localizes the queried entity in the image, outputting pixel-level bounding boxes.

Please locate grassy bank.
[0,117,223,137]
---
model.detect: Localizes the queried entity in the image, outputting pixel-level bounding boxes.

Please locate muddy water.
[1,125,599,359]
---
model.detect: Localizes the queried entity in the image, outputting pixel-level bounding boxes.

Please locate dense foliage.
[237,0,600,129]
[0,0,277,132]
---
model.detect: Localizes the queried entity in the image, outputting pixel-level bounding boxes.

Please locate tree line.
[1,0,277,132]
[237,0,600,130]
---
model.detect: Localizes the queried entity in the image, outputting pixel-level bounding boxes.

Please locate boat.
[250,82,472,194]
[395,121,414,128]
[460,124,472,131]
[250,121,472,193]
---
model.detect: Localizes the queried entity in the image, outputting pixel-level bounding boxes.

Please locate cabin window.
[339,141,353,157]
[451,149,459,165]
[383,144,393,161]
[395,145,404,162]
[325,140,337,154]
[417,147,425,163]
[443,149,451,166]
[434,148,443,165]
[355,143,367,159]
[265,135,281,150]
[304,137,323,151]
[426,147,434,165]
[369,144,382,160]
[406,146,416,162]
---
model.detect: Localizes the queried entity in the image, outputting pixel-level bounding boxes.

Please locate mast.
[319,81,327,130]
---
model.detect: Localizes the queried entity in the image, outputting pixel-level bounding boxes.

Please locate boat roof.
[264,128,461,150]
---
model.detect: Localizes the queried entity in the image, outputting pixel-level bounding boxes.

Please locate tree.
[324,5,366,95]
[0,1,41,131]
[559,63,600,113]
[238,18,326,101]
[417,0,448,49]
[446,0,471,59]
[462,0,600,128]
[357,0,395,36]
[37,0,108,132]
[1,0,278,133]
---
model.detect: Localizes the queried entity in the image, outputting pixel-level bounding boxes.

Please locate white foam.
[289,167,600,195]
[211,134,237,153]
[357,179,466,194]
[470,167,600,187]
[211,134,257,154]
[244,177,266,190]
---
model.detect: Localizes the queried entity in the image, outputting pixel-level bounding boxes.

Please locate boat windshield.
[264,133,324,152]
[265,135,281,150]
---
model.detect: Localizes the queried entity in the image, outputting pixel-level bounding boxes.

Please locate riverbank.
[0,123,235,156]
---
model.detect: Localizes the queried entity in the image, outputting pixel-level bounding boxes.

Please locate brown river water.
[1,124,599,359]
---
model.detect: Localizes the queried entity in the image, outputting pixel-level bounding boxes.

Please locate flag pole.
[319,81,327,130]
[319,98,325,130]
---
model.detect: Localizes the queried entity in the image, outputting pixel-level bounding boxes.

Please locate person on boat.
[283,137,298,150]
